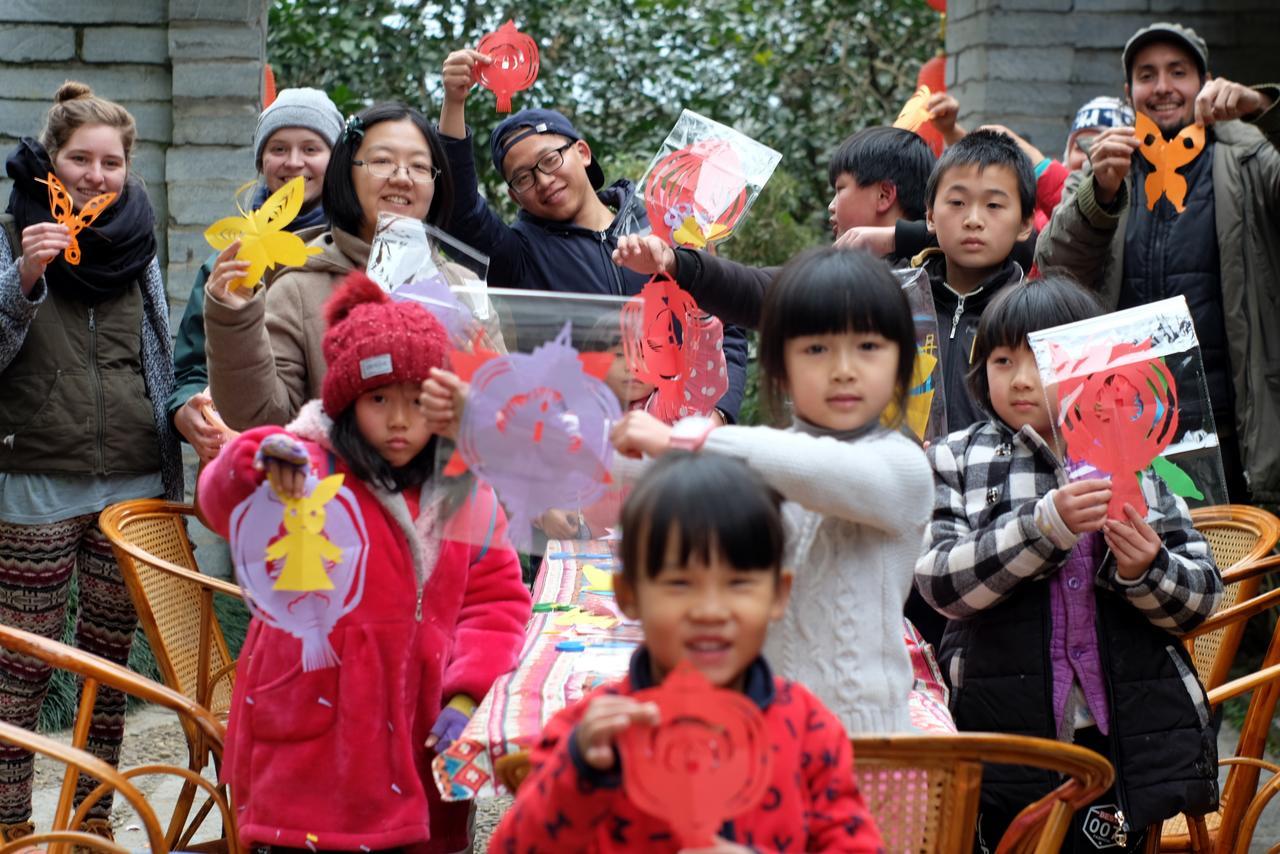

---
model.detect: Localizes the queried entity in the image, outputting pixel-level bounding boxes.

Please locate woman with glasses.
[204,102,458,429]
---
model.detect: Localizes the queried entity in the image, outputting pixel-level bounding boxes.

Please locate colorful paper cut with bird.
[616,662,773,848]
[204,176,323,290]
[893,85,934,133]
[445,322,620,546]
[475,20,539,113]
[40,173,116,265]
[1134,111,1205,214]
[229,473,369,670]
[1050,339,1179,519]
[620,274,728,422]
[645,139,749,250]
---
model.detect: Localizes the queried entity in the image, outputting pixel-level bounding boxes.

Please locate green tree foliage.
[268,0,941,266]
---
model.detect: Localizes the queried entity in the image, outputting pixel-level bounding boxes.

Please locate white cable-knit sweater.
[702,421,933,733]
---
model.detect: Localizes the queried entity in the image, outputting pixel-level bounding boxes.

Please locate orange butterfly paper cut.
[39,173,116,266]
[204,176,322,290]
[893,85,934,133]
[1135,112,1204,214]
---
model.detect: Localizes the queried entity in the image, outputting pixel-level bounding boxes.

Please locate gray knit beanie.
[253,87,344,170]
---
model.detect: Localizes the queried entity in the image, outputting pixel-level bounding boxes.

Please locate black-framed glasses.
[506,142,574,194]
[353,158,441,184]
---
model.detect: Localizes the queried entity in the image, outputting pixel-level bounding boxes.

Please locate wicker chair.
[0,624,236,854]
[1185,505,1280,690]
[494,732,1114,852]
[98,499,241,850]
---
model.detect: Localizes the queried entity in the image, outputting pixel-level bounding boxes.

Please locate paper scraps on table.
[204,176,322,290]
[229,474,369,670]
[1135,111,1205,214]
[893,85,934,133]
[620,274,728,422]
[549,608,618,631]
[39,173,116,266]
[475,20,539,113]
[616,661,773,848]
[580,563,614,593]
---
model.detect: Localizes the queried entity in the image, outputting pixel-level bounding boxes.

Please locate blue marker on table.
[555,640,586,652]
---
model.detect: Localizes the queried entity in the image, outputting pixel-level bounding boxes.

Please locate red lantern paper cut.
[1052,339,1179,520]
[474,20,539,113]
[644,139,749,250]
[621,274,729,422]
[616,662,772,848]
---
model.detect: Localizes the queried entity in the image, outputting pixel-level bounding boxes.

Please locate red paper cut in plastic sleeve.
[620,274,728,422]
[644,139,749,250]
[475,20,539,113]
[1051,339,1178,520]
[616,662,772,848]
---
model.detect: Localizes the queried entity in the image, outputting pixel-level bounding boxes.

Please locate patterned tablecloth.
[432,540,955,802]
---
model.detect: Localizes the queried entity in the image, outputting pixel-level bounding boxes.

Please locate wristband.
[669,415,718,452]
[1034,157,1053,179]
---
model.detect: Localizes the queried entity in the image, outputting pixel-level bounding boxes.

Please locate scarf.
[5,137,157,304]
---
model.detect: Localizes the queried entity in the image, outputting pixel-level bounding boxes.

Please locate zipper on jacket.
[949,294,965,339]
[1094,603,1133,846]
[88,307,106,474]
[598,231,624,295]
[415,587,424,621]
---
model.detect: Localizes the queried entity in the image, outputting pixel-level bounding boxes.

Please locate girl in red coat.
[198,272,531,853]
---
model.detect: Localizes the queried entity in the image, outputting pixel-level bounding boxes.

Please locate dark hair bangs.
[329,407,437,492]
[620,453,784,583]
[924,128,1036,220]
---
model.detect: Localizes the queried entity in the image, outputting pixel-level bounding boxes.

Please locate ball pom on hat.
[321,271,451,417]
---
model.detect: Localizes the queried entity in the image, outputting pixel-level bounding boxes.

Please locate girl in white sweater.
[611,247,935,733]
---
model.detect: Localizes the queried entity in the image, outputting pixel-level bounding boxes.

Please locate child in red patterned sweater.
[489,452,884,853]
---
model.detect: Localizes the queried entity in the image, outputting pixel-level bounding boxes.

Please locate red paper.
[1052,339,1179,519]
[644,139,748,250]
[616,662,772,848]
[475,20,539,113]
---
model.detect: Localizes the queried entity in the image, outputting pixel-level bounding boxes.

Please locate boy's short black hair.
[758,247,917,427]
[323,102,455,239]
[619,452,785,584]
[966,273,1105,413]
[924,128,1036,220]
[828,127,935,221]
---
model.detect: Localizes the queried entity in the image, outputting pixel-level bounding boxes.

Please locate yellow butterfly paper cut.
[581,563,614,593]
[204,176,322,290]
[1134,111,1205,214]
[265,474,346,591]
[893,85,934,133]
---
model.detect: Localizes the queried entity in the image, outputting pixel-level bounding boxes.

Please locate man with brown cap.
[1037,22,1280,509]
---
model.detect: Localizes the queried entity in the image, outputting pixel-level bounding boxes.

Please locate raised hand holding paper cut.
[204,176,323,290]
[1135,112,1204,213]
[616,662,772,849]
[893,85,934,133]
[39,172,115,265]
[474,20,539,113]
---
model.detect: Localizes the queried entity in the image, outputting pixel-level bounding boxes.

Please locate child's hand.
[18,221,70,294]
[535,508,582,540]
[425,695,477,752]
[574,695,660,771]
[833,224,895,256]
[205,242,254,309]
[1104,504,1161,580]
[612,234,676,277]
[679,839,754,854]
[610,411,674,459]
[1053,478,1112,534]
[927,91,965,145]
[254,434,310,500]
[441,49,491,105]
[420,367,469,440]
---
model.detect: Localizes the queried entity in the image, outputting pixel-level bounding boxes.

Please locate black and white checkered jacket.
[915,419,1221,638]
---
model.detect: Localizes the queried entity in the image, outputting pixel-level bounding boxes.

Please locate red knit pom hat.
[321,271,450,417]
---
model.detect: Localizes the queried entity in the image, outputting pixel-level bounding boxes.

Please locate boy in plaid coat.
[915,276,1221,852]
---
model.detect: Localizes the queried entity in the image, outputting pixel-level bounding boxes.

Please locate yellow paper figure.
[204,176,323,290]
[893,85,933,134]
[581,563,614,593]
[882,336,938,442]
[552,608,618,630]
[266,474,346,591]
[1134,112,1205,214]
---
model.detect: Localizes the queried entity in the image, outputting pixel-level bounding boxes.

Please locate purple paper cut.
[390,273,473,344]
[456,321,620,546]
[228,475,369,670]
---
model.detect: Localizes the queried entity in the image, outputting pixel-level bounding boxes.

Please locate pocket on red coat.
[247,656,340,742]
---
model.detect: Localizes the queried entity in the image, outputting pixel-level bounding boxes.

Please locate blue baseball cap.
[489,108,605,190]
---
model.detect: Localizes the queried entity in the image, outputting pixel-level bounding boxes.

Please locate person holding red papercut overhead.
[435,47,747,424]
[916,275,1221,851]
[0,82,181,846]
[198,272,530,853]
[489,452,883,853]
[1036,22,1280,506]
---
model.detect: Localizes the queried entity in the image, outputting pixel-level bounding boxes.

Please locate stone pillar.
[947,0,1276,159]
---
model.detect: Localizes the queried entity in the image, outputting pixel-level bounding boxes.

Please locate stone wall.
[0,0,267,326]
[946,0,1275,158]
